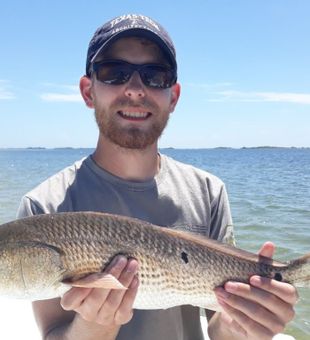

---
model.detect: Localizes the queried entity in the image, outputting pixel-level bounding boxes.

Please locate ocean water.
[0,147,309,339]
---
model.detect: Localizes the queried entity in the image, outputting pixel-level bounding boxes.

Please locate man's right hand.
[60,255,139,327]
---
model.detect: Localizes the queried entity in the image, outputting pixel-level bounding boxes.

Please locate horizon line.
[1,146,309,150]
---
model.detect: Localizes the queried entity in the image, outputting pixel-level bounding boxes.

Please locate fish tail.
[284,253,310,287]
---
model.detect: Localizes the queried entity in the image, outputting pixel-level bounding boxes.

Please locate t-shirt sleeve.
[209,184,235,246]
[16,196,44,219]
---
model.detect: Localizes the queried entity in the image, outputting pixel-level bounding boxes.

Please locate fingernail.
[250,276,262,286]
[126,260,138,274]
[111,255,127,268]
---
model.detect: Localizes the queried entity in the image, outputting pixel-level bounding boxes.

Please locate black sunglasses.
[92,59,177,89]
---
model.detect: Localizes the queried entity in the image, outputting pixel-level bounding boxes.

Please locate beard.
[94,98,170,150]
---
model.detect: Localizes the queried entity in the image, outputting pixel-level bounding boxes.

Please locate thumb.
[258,241,275,258]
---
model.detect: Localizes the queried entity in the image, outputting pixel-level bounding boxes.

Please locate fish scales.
[0,211,309,310]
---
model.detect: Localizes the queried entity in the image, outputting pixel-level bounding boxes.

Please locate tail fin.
[284,253,310,287]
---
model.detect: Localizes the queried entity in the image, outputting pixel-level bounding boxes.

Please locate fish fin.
[69,273,127,290]
[285,253,310,287]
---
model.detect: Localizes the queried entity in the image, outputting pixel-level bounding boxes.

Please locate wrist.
[66,314,121,340]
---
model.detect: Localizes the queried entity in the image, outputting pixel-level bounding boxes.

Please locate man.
[17,14,297,340]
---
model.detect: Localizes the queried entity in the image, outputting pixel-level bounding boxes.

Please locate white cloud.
[40,84,82,102]
[187,82,234,89]
[41,93,83,102]
[0,80,15,100]
[215,90,310,104]
[187,83,310,104]
[255,92,310,104]
[41,83,79,91]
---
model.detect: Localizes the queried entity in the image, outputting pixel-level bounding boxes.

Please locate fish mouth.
[117,110,152,121]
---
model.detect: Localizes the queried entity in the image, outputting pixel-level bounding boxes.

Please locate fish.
[0,211,309,311]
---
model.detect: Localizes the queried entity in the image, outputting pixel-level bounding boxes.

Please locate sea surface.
[0,147,309,339]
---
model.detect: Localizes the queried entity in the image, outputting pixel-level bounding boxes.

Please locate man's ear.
[169,83,181,113]
[80,76,94,108]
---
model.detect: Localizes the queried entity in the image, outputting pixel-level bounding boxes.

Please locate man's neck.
[92,135,161,182]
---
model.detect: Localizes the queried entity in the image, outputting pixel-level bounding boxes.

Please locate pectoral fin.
[69,273,127,290]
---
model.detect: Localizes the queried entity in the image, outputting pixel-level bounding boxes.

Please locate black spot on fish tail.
[274,272,283,282]
[181,251,189,264]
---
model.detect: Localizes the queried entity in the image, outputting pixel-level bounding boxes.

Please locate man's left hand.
[214,242,299,339]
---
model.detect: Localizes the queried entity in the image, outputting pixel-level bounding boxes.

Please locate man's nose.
[124,71,146,99]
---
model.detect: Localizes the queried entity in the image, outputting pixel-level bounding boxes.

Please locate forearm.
[45,315,121,340]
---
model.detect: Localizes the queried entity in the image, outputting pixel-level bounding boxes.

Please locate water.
[0,147,309,339]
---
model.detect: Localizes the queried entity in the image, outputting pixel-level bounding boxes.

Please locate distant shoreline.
[0,146,309,151]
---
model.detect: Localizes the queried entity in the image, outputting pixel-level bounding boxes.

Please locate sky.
[1,0,310,149]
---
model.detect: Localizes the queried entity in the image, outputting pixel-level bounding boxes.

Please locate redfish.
[0,212,309,310]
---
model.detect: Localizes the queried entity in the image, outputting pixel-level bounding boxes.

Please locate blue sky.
[1,0,309,148]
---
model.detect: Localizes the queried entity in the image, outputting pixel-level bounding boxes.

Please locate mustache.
[111,97,159,112]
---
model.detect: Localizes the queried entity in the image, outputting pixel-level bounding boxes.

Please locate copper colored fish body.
[0,212,309,310]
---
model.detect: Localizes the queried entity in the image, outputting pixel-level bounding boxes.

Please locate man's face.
[86,37,180,150]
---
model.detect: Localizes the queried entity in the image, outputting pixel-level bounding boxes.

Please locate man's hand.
[214,242,298,339]
[60,255,139,327]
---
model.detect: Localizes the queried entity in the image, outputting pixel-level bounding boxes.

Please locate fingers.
[61,255,127,311]
[60,255,139,327]
[213,242,298,338]
[218,299,275,339]
[258,242,275,258]
[114,276,139,324]
[61,256,127,310]
[253,242,298,306]
[250,276,299,307]
[214,275,298,338]
[96,259,139,325]
[61,287,93,311]
[216,285,288,335]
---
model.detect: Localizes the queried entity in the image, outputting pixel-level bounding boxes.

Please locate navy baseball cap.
[86,14,177,77]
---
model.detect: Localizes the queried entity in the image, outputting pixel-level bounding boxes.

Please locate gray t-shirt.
[17,154,234,340]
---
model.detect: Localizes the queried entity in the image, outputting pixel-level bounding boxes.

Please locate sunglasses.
[92,59,177,89]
